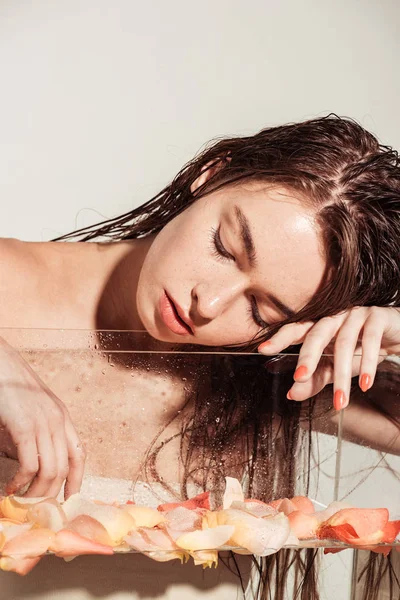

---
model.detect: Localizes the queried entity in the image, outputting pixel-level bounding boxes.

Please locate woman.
[0,114,399,599]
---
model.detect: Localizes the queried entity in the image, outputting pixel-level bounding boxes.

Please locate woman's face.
[136,182,327,346]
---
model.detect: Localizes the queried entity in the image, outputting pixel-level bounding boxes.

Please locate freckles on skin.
[249,193,326,316]
[136,184,327,346]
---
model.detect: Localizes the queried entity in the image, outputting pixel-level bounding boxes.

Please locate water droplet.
[94,343,99,350]
[101,369,106,375]
[98,438,103,443]
[216,417,220,423]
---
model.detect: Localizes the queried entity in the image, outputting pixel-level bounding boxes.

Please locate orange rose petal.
[381,520,400,543]
[62,495,136,544]
[1,523,34,543]
[288,511,319,539]
[50,529,114,557]
[158,492,210,512]
[66,515,114,547]
[319,508,389,539]
[144,550,188,563]
[290,496,315,515]
[190,549,219,568]
[2,528,55,558]
[123,505,166,528]
[141,528,177,551]
[210,509,290,555]
[162,506,203,533]
[0,555,42,575]
[0,496,48,523]
[27,499,66,532]
[230,500,277,519]
[268,498,297,515]
[176,525,235,551]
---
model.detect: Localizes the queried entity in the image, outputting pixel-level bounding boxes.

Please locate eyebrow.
[234,205,257,267]
[233,204,296,320]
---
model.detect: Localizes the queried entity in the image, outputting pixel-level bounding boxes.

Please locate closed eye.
[249,296,269,329]
[211,226,235,261]
[211,227,269,329]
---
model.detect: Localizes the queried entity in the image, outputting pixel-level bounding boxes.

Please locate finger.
[63,417,86,499]
[287,361,334,402]
[291,317,344,382]
[24,431,57,497]
[45,430,69,498]
[6,433,39,495]
[333,310,366,410]
[258,322,315,354]
[359,313,386,392]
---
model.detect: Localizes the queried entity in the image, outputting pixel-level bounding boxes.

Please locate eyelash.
[210,226,269,329]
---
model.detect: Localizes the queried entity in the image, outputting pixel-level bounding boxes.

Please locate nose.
[190,279,244,322]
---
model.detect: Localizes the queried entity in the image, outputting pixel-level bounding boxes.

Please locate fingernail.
[294,365,308,380]
[258,341,272,352]
[334,390,347,410]
[287,390,293,400]
[360,373,371,393]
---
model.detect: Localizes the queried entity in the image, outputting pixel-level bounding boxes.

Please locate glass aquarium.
[0,329,398,599]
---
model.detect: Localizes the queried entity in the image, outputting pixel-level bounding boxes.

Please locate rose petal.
[230,501,277,519]
[288,511,319,539]
[158,492,210,512]
[125,528,176,552]
[62,495,135,543]
[144,550,188,563]
[290,496,315,515]
[27,499,67,532]
[50,529,114,557]
[2,528,55,558]
[176,525,235,551]
[66,515,114,547]
[190,549,219,568]
[0,556,42,575]
[209,509,290,556]
[223,477,244,509]
[162,506,203,532]
[122,505,166,528]
[0,496,48,522]
[319,508,389,539]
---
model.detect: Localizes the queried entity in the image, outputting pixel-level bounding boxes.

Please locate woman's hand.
[0,338,86,499]
[258,307,400,409]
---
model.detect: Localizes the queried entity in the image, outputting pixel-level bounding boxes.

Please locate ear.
[190,159,229,194]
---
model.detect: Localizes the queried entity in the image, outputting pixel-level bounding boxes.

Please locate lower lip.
[159,292,192,336]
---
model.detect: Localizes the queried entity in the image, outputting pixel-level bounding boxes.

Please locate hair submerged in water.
[56,115,400,599]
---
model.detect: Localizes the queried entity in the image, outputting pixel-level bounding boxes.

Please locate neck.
[36,237,154,331]
[95,236,154,331]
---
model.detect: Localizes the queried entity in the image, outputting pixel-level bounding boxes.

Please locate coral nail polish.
[294,365,308,380]
[258,341,271,352]
[333,390,347,410]
[360,373,371,393]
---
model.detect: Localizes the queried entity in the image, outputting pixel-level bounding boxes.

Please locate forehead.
[221,183,327,312]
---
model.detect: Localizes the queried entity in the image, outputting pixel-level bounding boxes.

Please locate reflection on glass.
[0,329,398,557]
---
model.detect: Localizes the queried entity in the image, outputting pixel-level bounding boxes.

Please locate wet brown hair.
[56,114,400,599]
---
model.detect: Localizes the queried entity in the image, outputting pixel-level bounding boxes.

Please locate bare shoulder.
[0,238,38,282]
[0,237,29,274]
[0,238,42,325]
